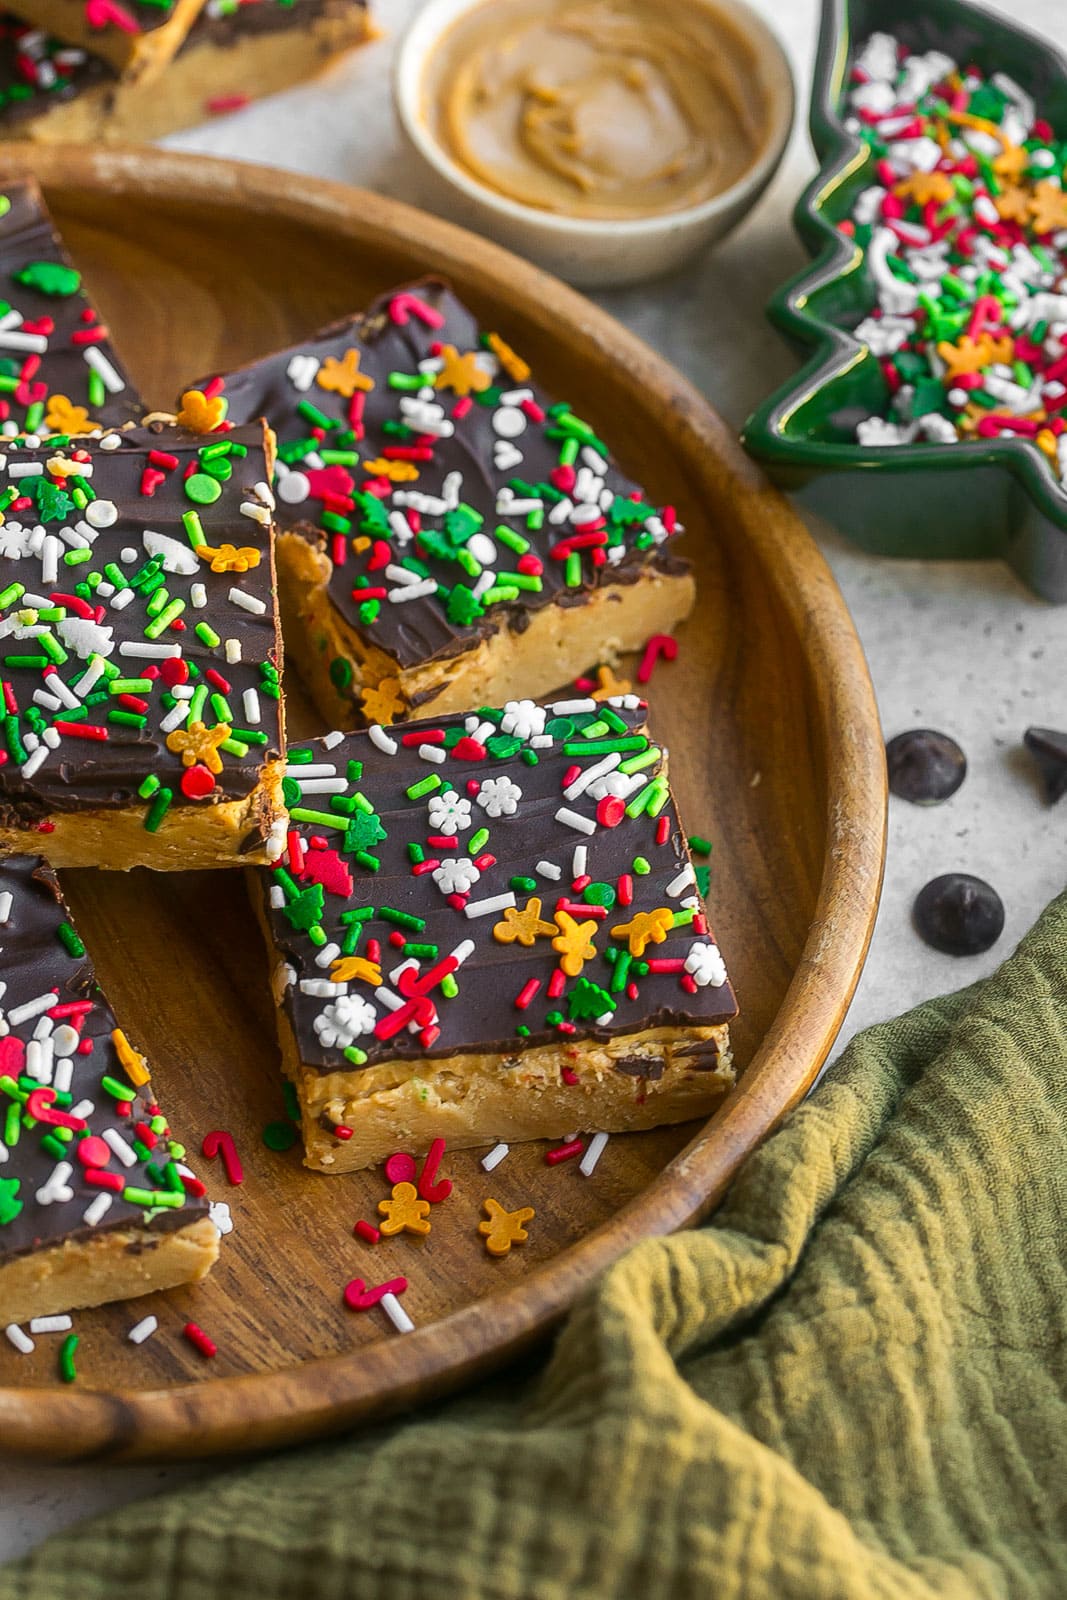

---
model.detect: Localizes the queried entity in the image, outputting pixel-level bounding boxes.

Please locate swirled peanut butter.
[424,0,769,220]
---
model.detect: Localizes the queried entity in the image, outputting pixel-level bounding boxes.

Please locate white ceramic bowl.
[393,0,795,288]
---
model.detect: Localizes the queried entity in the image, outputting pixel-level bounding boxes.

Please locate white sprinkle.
[102,1128,137,1168]
[8,991,55,1025]
[4,1324,33,1353]
[418,743,446,764]
[29,1314,72,1334]
[294,777,348,794]
[75,655,107,697]
[33,689,62,712]
[315,942,341,969]
[83,1192,113,1227]
[269,885,285,909]
[380,1293,414,1335]
[209,1200,234,1236]
[52,1059,73,1098]
[665,866,696,898]
[322,730,345,750]
[119,642,181,659]
[548,698,597,715]
[172,684,194,700]
[0,331,47,354]
[69,1099,94,1121]
[159,701,191,735]
[128,1314,158,1345]
[41,728,60,751]
[555,806,596,835]
[224,638,241,664]
[572,845,588,878]
[41,533,60,585]
[120,546,138,564]
[25,1038,52,1084]
[450,938,476,966]
[388,579,438,604]
[190,583,207,609]
[243,688,261,725]
[385,563,422,586]
[536,859,562,880]
[481,1142,509,1172]
[579,1132,609,1177]
[45,673,79,710]
[229,587,267,615]
[0,892,11,924]
[285,763,337,779]
[83,346,124,393]
[564,753,621,801]
[368,724,398,755]
[299,979,346,997]
[21,746,48,780]
[109,587,135,610]
[84,498,116,529]
[471,572,496,602]
[239,500,271,525]
[464,892,516,920]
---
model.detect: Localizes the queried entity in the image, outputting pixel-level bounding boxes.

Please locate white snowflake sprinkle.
[684,941,728,988]
[476,775,522,818]
[432,857,482,896]
[312,993,377,1049]
[427,791,472,835]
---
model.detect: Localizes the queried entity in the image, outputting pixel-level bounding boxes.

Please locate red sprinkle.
[545,1139,584,1166]
[656,815,670,846]
[561,1067,580,1086]
[206,92,251,114]
[636,633,678,684]
[201,1129,243,1186]
[617,873,634,906]
[183,1323,217,1359]
[54,721,107,740]
[344,1274,408,1311]
[384,1151,417,1185]
[354,1220,381,1245]
[515,977,541,1010]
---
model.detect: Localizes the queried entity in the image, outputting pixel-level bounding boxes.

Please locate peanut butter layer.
[0,856,217,1322]
[254,698,736,1170]
[4,0,209,82]
[0,0,373,143]
[195,278,695,727]
[277,527,695,728]
[0,423,287,870]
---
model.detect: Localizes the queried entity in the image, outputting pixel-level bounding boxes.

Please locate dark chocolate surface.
[0,421,283,824]
[0,854,208,1267]
[201,279,688,674]
[0,177,140,432]
[262,697,735,1079]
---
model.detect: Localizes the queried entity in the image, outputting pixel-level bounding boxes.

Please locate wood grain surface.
[0,146,886,1462]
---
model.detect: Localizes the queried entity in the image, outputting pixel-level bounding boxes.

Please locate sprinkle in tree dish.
[0,420,286,869]
[840,33,1067,479]
[0,856,218,1324]
[197,279,696,729]
[0,177,140,438]
[7,0,210,82]
[256,696,736,1173]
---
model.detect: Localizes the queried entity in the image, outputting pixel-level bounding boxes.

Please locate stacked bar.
[257,697,735,1173]
[198,279,696,729]
[0,856,218,1323]
[0,0,372,141]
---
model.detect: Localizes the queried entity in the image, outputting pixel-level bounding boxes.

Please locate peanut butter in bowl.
[395,0,794,286]
[424,0,769,221]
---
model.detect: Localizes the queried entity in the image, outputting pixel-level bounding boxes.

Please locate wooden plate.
[0,146,886,1462]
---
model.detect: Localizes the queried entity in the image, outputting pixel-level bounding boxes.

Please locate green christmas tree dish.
[741,0,1067,601]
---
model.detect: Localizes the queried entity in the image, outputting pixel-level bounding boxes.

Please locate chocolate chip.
[1024,727,1067,804]
[886,729,966,804]
[913,874,1004,956]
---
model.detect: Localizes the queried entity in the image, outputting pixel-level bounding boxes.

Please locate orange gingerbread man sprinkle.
[316,348,375,397]
[360,677,405,726]
[434,344,491,396]
[175,388,227,434]
[479,1197,535,1257]
[43,395,96,436]
[493,896,557,947]
[551,910,599,977]
[165,719,231,775]
[378,1181,432,1237]
[610,906,675,959]
[935,332,1013,380]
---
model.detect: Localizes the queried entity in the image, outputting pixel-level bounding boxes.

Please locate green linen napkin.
[6,888,1067,1600]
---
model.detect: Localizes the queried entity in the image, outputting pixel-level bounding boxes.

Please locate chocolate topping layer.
[0,421,283,821]
[0,177,141,433]
[260,696,736,1074]
[0,854,209,1265]
[200,278,688,673]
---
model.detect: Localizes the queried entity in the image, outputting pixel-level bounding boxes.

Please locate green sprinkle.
[406,774,440,800]
[59,1333,78,1384]
[468,827,490,855]
[109,678,152,695]
[263,1120,298,1152]
[144,598,185,638]
[564,737,646,757]
[379,906,425,931]
[494,524,530,554]
[564,551,582,588]
[297,399,332,428]
[344,1046,368,1066]
[0,582,24,609]
[688,835,712,856]
[632,856,651,876]
[402,942,438,959]
[101,1075,136,1102]
[289,807,346,828]
[354,851,380,872]
[441,974,459,999]
[56,921,85,957]
[618,746,661,775]
[185,473,222,505]
[195,622,221,648]
[122,1187,185,1208]
[144,787,173,833]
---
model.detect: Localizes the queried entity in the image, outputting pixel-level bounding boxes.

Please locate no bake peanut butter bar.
[0,0,374,143]
[197,279,696,729]
[256,696,735,1173]
[0,422,286,869]
[0,177,140,437]
[0,856,218,1325]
